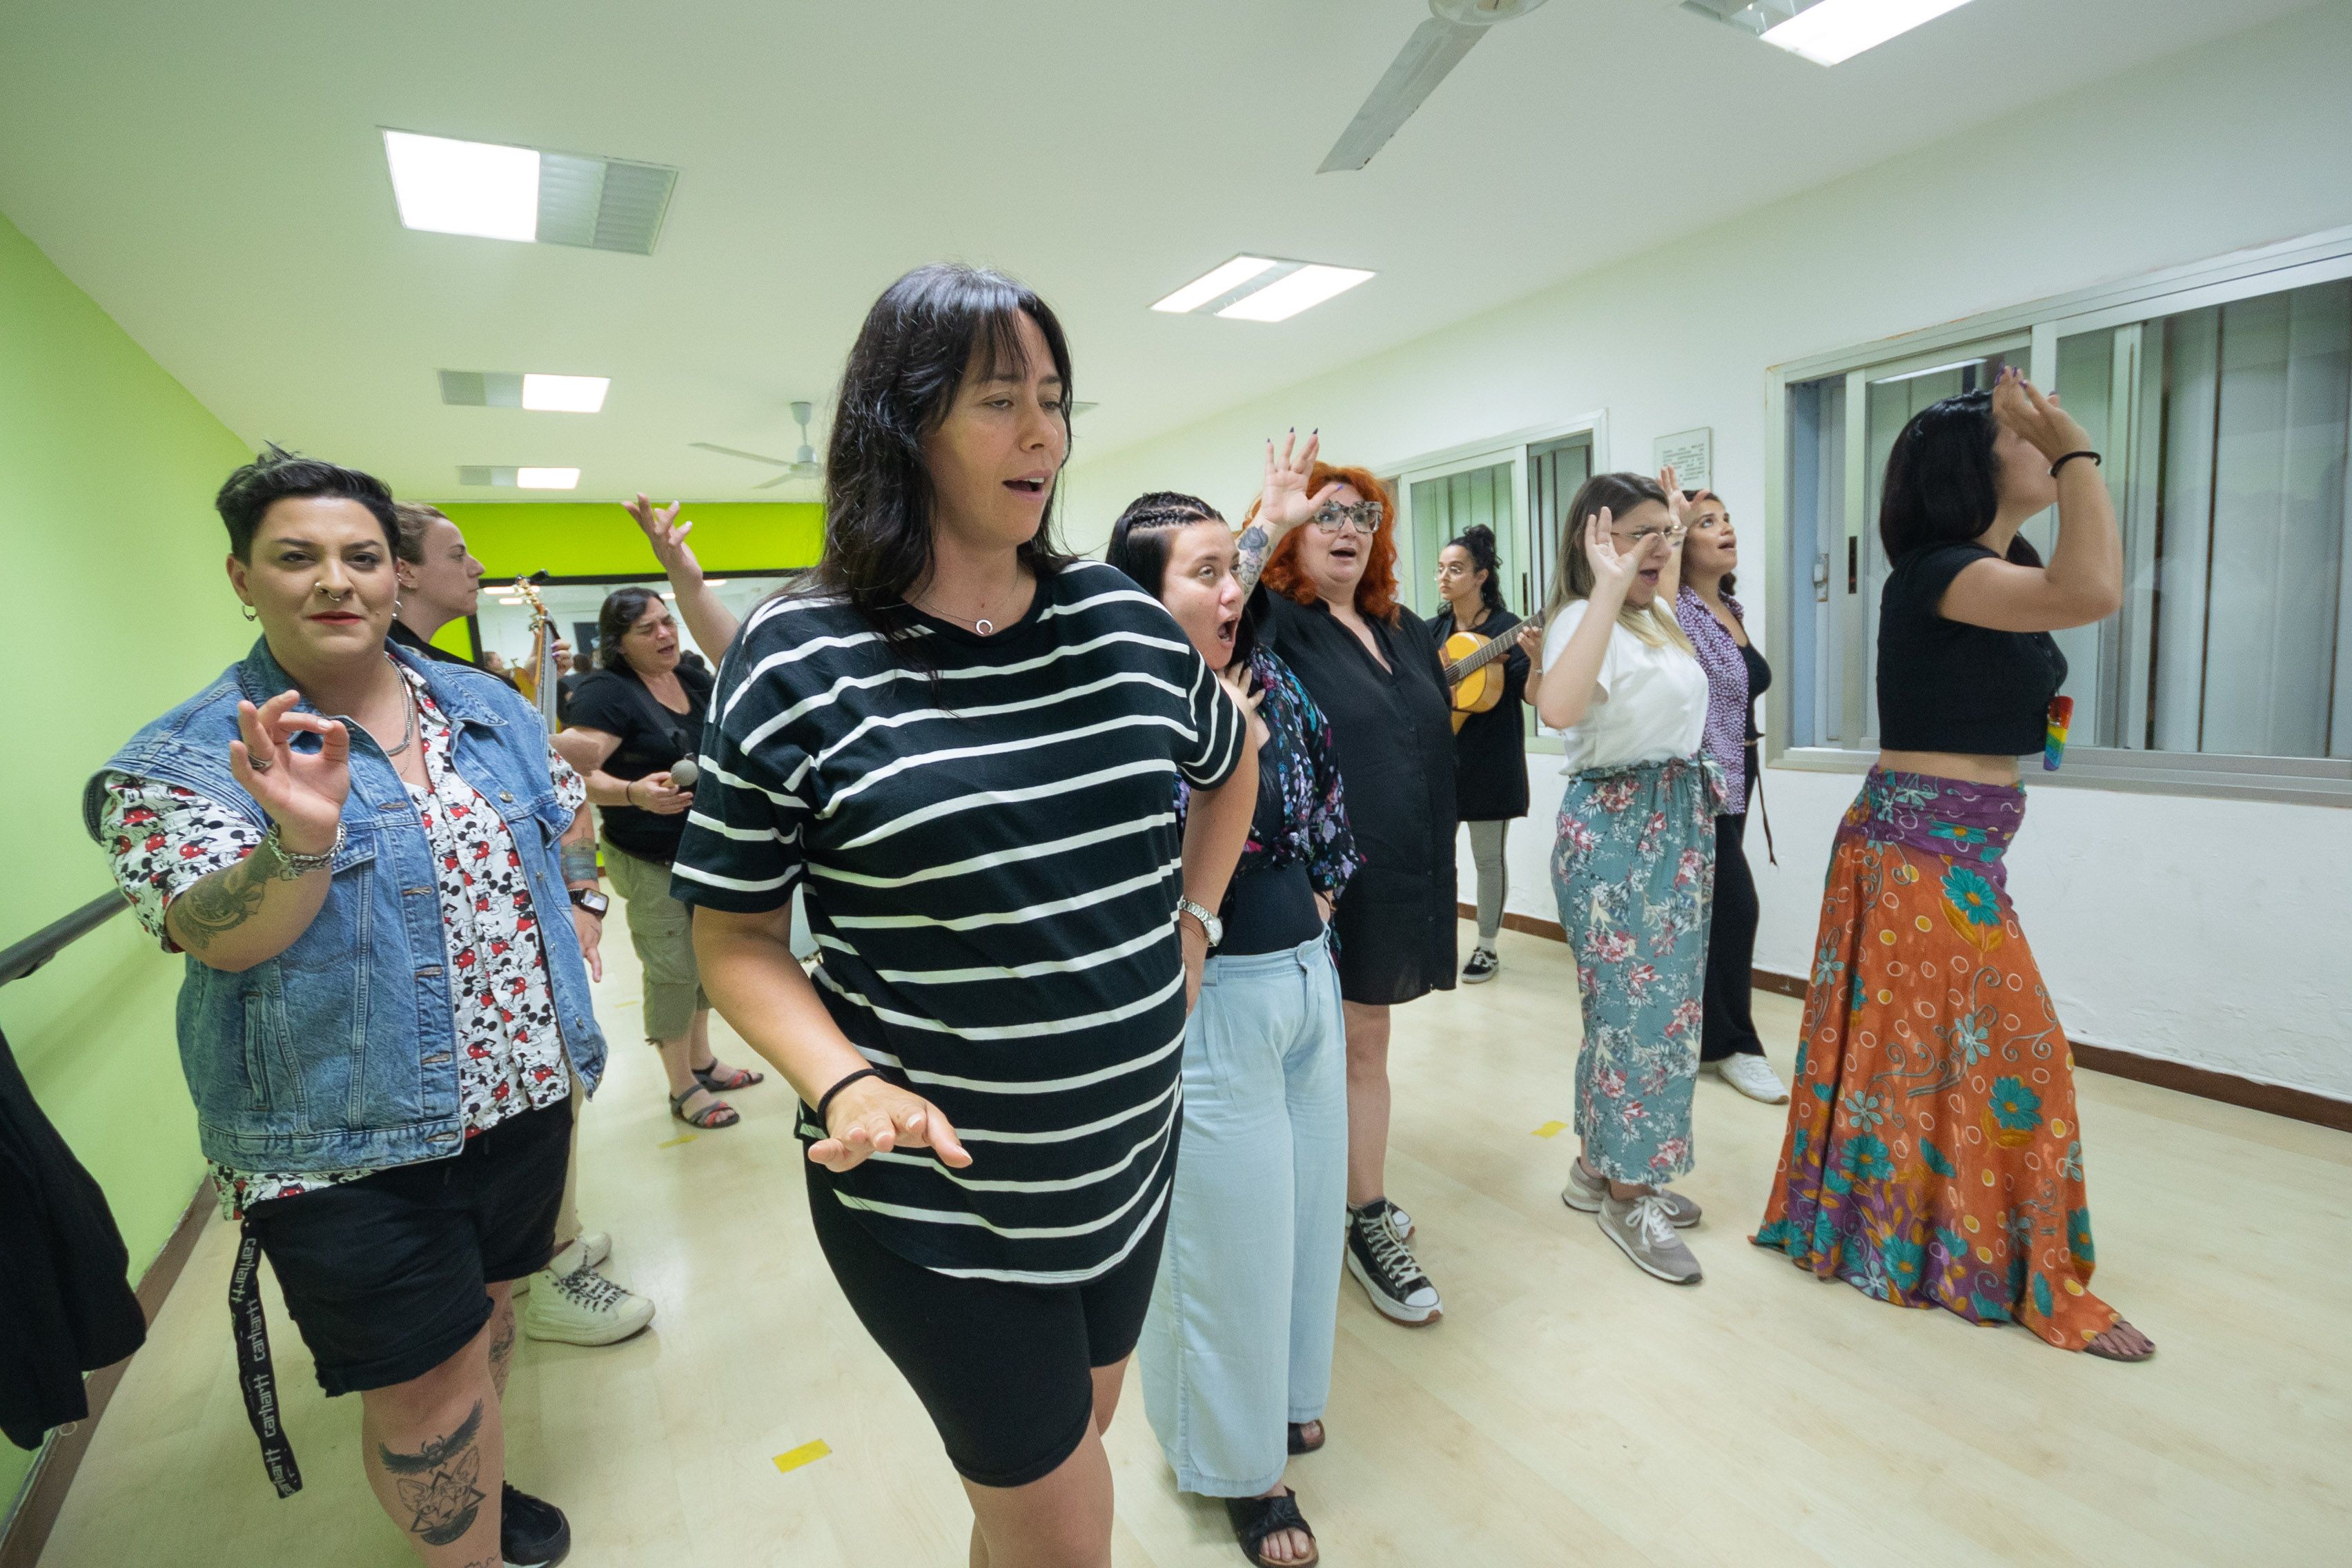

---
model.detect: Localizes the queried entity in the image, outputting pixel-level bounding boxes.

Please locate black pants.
[1701,812,1763,1062]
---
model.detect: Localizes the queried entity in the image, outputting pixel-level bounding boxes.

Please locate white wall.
[1066,2,2352,1100]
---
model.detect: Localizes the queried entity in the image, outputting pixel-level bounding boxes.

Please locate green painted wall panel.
[1,209,251,1513]
[428,500,823,580]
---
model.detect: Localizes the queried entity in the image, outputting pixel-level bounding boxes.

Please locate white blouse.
[1541,599,1709,774]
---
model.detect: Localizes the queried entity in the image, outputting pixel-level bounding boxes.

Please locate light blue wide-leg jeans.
[1139,931,1349,1498]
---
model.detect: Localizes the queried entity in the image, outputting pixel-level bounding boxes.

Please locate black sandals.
[1226,1489,1318,1568]
[1286,1421,1325,1455]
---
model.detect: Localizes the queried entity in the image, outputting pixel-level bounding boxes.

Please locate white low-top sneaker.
[1714,1054,1790,1104]
[522,1262,656,1346]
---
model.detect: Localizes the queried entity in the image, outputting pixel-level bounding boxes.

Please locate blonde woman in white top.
[1526,471,1723,1285]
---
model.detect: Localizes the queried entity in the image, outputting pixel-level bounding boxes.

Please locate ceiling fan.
[692,400,823,490]
[1318,0,1551,174]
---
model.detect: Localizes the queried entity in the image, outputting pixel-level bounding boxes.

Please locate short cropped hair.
[215,444,399,562]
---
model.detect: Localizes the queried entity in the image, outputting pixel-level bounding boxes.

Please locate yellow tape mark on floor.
[774,1440,831,1473]
[657,1133,698,1148]
[1531,1120,1568,1138]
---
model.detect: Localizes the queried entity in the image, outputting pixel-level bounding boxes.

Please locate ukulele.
[1440,619,1523,734]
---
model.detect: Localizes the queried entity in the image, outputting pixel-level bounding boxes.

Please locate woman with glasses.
[1234,433,1455,1330]
[1670,491,1788,1106]
[562,586,765,1130]
[1525,471,1718,1287]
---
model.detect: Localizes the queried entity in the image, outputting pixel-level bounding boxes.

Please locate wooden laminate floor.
[39,921,2352,1566]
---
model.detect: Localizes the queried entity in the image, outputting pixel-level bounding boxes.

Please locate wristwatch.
[1175,896,1222,950]
[569,888,611,918]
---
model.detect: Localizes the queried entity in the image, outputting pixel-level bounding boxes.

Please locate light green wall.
[1,210,252,1512]
[428,500,823,580]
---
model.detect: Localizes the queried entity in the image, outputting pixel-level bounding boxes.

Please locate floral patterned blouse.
[1674,585,1758,810]
[1177,647,1361,899]
[100,663,586,1219]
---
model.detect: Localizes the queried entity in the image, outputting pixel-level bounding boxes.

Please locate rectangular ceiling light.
[384,131,540,242]
[1215,264,1376,323]
[1153,257,1374,323]
[520,374,609,413]
[1680,0,1974,65]
[516,467,580,490]
[383,130,678,254]
[1151,256,1280,314]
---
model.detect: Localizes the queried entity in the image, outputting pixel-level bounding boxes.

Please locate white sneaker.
[522,1262,656,1346]
[513,1231,610,1297]
[1714,1054,1790,1104]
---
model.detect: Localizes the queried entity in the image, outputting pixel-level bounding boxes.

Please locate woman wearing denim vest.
[86,449,611,1567]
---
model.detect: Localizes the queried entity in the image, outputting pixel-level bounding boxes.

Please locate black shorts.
[245,1098,573,1397]
[807,1178,1168,1489]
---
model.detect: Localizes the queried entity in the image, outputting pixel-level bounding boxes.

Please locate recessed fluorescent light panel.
[1151,257,1375,323]
[440,371,610,411]
[383,130,678,254]
[1680,0,1976,66]
[457,465,581,489]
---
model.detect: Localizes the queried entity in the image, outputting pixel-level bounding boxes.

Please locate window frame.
[1763,224,2352,808]
[1378,410,1609,757]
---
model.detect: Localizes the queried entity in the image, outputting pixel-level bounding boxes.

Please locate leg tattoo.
[377,1401,488,1548]
[488,1303,517,1398]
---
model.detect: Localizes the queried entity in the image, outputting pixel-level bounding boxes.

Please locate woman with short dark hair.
[1752,369,2152,1361]
[674,264,1255,1567]
[88,447,605,1565]
[1109,493,1355,1568]
[562,585,764,1129]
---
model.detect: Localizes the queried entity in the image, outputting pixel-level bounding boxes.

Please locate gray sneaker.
[1561,1159,1701,1227]
[1596,1193,1703,1284]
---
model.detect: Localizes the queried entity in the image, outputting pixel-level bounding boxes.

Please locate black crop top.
[1876,542,2066,757]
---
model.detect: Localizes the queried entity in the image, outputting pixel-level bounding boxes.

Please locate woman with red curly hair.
[1237,431,1456,1330]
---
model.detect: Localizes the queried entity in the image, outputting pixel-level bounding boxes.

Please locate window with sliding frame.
[1770,228,2352,805]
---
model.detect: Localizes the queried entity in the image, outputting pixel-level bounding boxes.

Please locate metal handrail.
[0,894,127,989]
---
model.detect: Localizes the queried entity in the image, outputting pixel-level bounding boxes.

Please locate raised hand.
[1992,366,2093,464]
[1258,429,1341,538]
[1656,464,1692,549]
[1582,508,1642,602]
[810,1075,972,1173]
[228,691,349,853]
[626,493,705,591]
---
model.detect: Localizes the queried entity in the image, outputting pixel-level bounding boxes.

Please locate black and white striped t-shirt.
[672,559,1244,1283]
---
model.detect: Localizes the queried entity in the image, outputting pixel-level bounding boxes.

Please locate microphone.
[669,757,701,790]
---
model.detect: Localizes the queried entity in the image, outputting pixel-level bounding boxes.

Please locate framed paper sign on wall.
[1654,427,1712,492]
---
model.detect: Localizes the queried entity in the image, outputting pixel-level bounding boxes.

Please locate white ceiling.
[0,0,2317,502]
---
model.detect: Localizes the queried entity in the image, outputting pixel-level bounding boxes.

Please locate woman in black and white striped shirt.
[675,264,1255,1567]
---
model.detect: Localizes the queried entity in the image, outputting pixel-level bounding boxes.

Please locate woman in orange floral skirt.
[1753,367,2153,1360]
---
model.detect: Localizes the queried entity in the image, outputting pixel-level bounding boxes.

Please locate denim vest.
[81,638,607,1173]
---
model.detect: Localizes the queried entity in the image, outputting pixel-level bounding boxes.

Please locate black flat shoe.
[1225,1489,1317,1567]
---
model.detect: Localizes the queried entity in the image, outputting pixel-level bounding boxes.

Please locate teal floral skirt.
[1549,752,1723,1184]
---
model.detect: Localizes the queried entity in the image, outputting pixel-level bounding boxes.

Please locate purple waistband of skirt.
[1839,767,2026,890]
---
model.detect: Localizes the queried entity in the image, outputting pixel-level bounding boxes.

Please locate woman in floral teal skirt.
[1529,471,1722,1286]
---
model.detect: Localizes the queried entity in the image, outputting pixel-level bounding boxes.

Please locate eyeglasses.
[1311,501,1383,535]
[1607,524,1672,546]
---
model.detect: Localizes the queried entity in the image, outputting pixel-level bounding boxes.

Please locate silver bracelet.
[260,820,342,880]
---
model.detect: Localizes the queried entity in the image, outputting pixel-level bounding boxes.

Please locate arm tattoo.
[560,843,600,883]
[1233,522,1274,599]
[377,1400,487,1547]
[168,838,284,952]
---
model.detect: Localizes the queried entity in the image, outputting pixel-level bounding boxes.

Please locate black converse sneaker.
[1346,1200,1442,1326]
[501,1483,572,1567]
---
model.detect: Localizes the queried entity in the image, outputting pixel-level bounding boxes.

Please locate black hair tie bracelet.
[815,1066,883,1126]
[2050,450,2101,476]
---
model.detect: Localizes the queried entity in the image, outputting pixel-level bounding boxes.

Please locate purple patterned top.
[1842,767,2027,894]
[1675,586,1753,812]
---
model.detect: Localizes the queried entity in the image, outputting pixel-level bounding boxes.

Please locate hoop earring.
[240,604,258,622]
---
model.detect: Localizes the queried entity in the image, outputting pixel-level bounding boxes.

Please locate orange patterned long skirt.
[1751,769,2121,1351]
